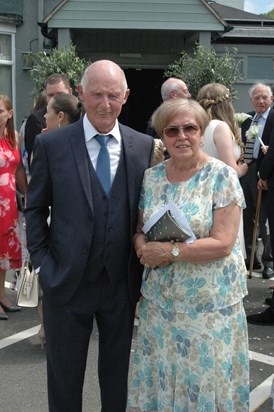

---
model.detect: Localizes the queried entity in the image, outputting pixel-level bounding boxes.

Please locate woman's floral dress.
[127,158,249,412]
[0,136,21,270]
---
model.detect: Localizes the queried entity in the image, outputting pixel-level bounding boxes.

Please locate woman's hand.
[139,242,173,268]
[134,232,147,258]
[238,161,248,177]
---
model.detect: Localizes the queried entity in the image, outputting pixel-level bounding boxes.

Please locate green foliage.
[262,10,274,18]
[24,43,90,96]
[164,44,243,100]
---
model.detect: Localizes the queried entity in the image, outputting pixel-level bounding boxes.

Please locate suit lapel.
[69,121,94,213]
[262,109,274,145]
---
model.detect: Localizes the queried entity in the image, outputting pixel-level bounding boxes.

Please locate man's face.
[78,67,129,134]
[46,81,71,103]
[176,82,191,99]
[251,86,273,114]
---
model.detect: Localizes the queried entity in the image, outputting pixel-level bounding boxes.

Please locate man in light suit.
[241,83,274,278]
[25,60,154,412]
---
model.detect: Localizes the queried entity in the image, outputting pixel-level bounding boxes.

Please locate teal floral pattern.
[127,159,249,411]
[139,159,248,313]
[128,299,249,412]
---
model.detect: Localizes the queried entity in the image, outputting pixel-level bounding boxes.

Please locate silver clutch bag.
[146,210,192,242]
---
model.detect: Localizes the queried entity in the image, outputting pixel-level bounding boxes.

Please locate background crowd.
[1,59,274,411]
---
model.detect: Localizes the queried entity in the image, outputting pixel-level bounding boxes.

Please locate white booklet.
[142,201,196,244]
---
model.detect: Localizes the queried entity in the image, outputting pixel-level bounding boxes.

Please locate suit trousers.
[240,162,272,265]
[43,270,136,412]
[265,190,274,262]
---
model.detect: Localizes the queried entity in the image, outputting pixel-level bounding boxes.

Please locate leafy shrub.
[24,43,90,96]
[164,44,243,100]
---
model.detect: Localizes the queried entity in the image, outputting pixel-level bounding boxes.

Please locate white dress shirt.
[253,107,270,158]
[83,114,121,184]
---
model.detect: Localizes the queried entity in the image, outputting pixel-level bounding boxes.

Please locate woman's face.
[0,99,12,130]
[162,112,202,162]
[44,99,61,131]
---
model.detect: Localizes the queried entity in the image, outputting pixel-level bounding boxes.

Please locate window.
[0,66,12,97]
[0,28,15,118]
[247,56,274,80]
[0,33,12,97]
[0,33,11,60]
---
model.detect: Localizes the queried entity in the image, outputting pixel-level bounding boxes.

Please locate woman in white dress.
[197,83,248,258]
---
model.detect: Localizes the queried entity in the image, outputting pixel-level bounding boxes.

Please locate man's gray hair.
[249,83,273,98]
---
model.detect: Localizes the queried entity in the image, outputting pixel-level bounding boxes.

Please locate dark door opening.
[119,68,165,134]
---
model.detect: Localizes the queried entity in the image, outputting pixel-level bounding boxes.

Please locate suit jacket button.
[82,248,89,254]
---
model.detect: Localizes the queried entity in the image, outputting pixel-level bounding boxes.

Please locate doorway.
[119,68,165,134]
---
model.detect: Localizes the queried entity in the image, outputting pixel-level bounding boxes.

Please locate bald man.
[25,60,154,412]
[146,77,191,141]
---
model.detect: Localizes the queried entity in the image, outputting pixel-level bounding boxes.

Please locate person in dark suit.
[24,60,154,412]
[247,131,274,324]
[24,73,72,168]
[241,83,274,278]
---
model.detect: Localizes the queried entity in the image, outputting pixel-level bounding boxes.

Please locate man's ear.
[169,90,177,99]
[78,84,84,102]
[123,88,130,105]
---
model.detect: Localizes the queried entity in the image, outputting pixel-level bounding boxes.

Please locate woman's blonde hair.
[151,98,209,138]
[0,95,15,147]
[197,83,243,148]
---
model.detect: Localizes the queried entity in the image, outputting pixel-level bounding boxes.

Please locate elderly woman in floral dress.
[127,98,249,412]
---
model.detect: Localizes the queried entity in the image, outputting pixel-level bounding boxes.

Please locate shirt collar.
[255,107,271,121]
[83,114,121,144]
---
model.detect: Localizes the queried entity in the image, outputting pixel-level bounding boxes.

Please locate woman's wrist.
[133,232,146,247]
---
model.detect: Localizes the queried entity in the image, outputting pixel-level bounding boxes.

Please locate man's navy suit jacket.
[260,126,274,189]
[241,108,274,169]
[25,119,154,305]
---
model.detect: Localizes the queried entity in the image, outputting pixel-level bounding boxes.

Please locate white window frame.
[0,24,16,124]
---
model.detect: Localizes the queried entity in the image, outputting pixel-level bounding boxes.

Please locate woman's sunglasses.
[163,124,200,138]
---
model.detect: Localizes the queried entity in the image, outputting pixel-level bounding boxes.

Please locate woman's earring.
[58,122,61,128]
[200,141,204,147]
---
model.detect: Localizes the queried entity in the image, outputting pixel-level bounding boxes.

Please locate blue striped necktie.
[244,113,261,164]
[94,134,112,195]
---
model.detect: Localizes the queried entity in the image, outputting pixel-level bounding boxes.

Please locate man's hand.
[258,178,268,190]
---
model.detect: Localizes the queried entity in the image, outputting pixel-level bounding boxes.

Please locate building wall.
[214,43,274,112]
[9,0,274,129]
[13,0,59,128]
[47,0,224,31]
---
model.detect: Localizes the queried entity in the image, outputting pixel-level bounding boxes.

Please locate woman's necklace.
[171,158,201,182]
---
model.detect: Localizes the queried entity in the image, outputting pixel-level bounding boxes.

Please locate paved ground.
[0,268,274,412]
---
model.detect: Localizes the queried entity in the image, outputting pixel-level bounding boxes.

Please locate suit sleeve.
[259,129,274,180]
[25,112,45,167]
[24,135,52,268]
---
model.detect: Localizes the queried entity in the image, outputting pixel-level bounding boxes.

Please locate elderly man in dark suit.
[25,60,154,412]
[241,83,274,279]
[24,73,72,168]
[247,131,274,325]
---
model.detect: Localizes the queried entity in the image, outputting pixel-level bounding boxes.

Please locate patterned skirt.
[127,298,249,412]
